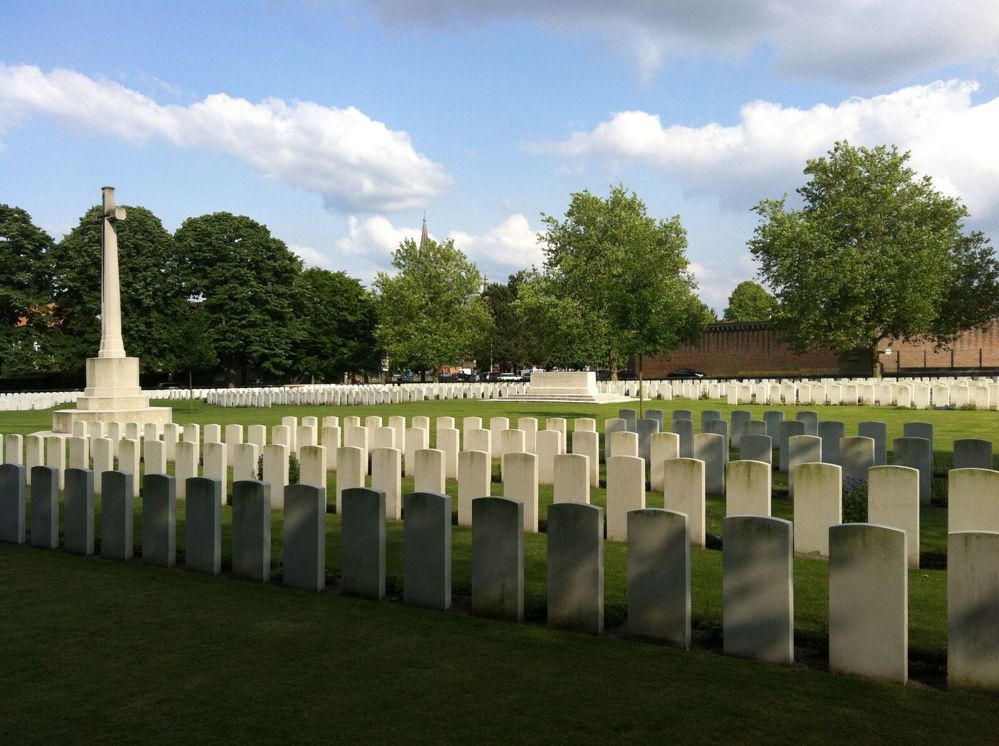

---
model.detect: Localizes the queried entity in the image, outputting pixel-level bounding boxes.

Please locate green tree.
[174,213,302,384]
[750,141,999,376]
[0,205,54,378]
[291,268,378,382]
[374,236,492,381]
[474,271,542,372]
[48,204,184,375]
[723,280,778,321]
[535,185,707,405]
[164,304,218,410]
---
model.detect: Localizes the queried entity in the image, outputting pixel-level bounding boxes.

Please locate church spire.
[420,212,429,247]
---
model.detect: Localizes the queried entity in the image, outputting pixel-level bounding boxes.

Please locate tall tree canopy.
[374,236,491,381]
[48,204,183,374]
[473,271,542,372]
[174,212,301,384]
[750,141,999,375]
[531,185,707,379]
[291,268,378,382]
[723,280,778,321]
[0,205,54,377]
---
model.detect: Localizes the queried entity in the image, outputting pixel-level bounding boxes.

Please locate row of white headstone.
[4,412,997,570]
[3,372,997,411]
[2,466,996,692]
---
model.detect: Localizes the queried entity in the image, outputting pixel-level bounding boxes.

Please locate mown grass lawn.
[1,395,997,741]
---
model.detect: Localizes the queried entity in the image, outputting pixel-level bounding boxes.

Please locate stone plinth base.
[51,354,173,433]
[51,407,173,434]
[84,356,144,398]
[529,371,599,397]
[505,370,634,404]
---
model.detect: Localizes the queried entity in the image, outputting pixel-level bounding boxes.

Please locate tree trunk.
[188,369,194,413]
[638,355,647,418]
[871,342,883,379]
[610,349,618,382]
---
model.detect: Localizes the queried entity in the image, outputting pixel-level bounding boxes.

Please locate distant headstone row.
[2,372,998,411]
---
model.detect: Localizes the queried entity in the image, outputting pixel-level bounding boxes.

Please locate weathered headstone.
[457,449,490,527]
[30,465,59,549]
[669,419,693,459]
[609,430,639,458]
[787,434,821,497]
[472,496,524,622]
[571,430,600,487]
[337,445,367,514]
[903,422,933,450]
[730,410,752,448]
[101,471,133,560]
[232,442,259,483]
[547,502,603,634]
[858,422,887,466]
[948,468,999,533]
[725,460,771,517]
[141,473,176,567]
[203,441,229,505]
[232,480,271,582]
[0,464,25,544]
[693,432,726,495]
[818,420,845,466]
[370,447,402,521]
[953,439,993,470]
[503,451,539,533]
[893,437,932,505]
[414,448,446,494]
[402,491,451,610]
[722,516,793,665]
[262,443,290,503]
[948,531,999,691]
[283,484,326,592]
[649,431,680,491]
[174,440,198,500]
[553,453,590,504]
[663,458,706,547]
[868,465,920,568]
[627,509,690,648]
[185,477,222,575]
[61,467,94,556]
[606,455,645,541]
[762,410,784,441]
[738,433,772,465]
[341,487,386,600]
[778,420,806,473]
[792,463,842,556]
[829,524,907,683]
[795,411,818,436]
[840,436,875,481]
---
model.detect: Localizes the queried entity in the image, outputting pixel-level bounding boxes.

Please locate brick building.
[643,320,999,378]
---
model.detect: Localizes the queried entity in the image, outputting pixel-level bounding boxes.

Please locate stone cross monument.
[52,187,172,433]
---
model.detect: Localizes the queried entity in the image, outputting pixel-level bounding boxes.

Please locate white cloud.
[533,80,999,223]
[0,64,451,213]
[359,1,999,84]
[448,214,544,272]
[289,244,337,270]
[335,215,422,257]
[690,253,761,312]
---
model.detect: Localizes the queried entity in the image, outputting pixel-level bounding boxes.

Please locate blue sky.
[2,1,998,310]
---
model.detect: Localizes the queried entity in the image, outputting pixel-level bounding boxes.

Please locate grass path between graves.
[2,544,999,744]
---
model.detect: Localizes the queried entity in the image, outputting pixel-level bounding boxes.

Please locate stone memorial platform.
[50,186,172,434]
[505,371,633,403]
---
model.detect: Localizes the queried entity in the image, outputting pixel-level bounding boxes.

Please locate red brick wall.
[643,322,848,378]
[643,320,999,378]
